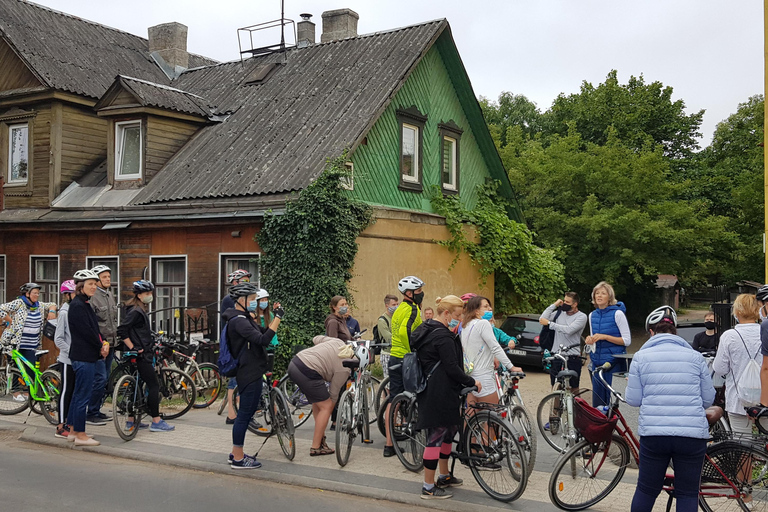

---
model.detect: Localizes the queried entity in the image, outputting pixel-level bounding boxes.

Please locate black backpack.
[372,314,388,355]
[538,310,562,352]
[402,352,440,394]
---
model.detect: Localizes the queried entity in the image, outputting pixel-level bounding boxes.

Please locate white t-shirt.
[461,319,514,376]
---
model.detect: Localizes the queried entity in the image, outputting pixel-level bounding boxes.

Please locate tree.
[479,92,542,147]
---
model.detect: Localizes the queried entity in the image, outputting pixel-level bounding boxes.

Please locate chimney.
[297,13,315,47]
[321,8,359,43]
[148,22,189,71]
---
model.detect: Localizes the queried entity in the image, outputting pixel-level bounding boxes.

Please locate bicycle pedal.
[363,439,374,444]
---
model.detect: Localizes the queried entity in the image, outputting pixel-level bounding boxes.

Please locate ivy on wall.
[431,181,566,314]
[257,154,374,372]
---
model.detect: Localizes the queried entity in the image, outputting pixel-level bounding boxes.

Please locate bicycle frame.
[6,349,51,401]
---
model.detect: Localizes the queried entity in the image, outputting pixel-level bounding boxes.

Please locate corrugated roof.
[0,0,218,99]
[105,76,215,118]
[131,20,446,204]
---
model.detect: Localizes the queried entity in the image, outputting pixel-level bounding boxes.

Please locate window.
[8,123,28,184]
[397,106,426,192]
[442,136,457,190]
[30,256,59,304]
[439,122,463,195]
[0,255,5,303]
[115,120,142,180]
[86,256,119,300]
[341,161,354,191]
[151,256,186,332]
[220,254,260,304]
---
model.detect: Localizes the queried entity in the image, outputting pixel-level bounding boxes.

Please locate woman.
[626,306,714,512]
[713,293,761,435]
[412,296,480,500]
[585,281,631,407]
[325,296,351,342]
[221,283,283,469]
[53,280,76,439]
[116,280,175,434]
[0,282,57,372]
[460,296,518,408]
[68,269,108,447]
[287,335,352,456]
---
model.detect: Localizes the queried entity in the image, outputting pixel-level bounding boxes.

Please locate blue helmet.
[132,280,155,294]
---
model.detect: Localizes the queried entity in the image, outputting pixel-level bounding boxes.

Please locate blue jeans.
[591,362,622,408]
[227,376,238,390]
[71,361,97,432]
[232,379,263,448]
[631,436,707,512]
[88,351,111,416]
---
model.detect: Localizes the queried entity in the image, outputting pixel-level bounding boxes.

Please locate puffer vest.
[591,303,627,365]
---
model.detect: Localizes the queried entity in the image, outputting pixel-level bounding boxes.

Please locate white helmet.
[255,288,270,300]
[91,264,111,276]
[73,269,100,283]
[355,344,370,369]
[398,276,424,294]
[645,305,677,333]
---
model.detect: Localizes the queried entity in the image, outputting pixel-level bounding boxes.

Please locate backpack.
[402,352,440,394]
[538,309,563,352]
[372,315,388,355]
[217,320,247,378]
[733,330,761,407]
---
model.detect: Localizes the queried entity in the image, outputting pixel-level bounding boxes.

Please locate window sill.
[399,181,423,193]
[441,187,459,196]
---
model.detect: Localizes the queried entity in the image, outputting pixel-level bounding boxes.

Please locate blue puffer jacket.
[625,333,715,439]
[590,302,628,366]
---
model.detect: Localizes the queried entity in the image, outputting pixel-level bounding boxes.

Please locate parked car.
[676,321,706,345]
[498,314,547,368]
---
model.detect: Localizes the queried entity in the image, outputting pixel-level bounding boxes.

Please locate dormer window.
[8,123,29,184]
[115,120,143,180]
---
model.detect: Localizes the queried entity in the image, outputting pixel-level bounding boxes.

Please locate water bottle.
[599,405,610,416]
[542,349,552,371]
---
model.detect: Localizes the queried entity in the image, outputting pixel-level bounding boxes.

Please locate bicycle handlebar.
[594,363,626,404]
[460,385,478,396]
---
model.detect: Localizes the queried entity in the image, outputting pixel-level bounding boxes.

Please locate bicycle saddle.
[342,358,360,369]
[507,371,526,378]
[557,369,578,379]
[35,350,49,357]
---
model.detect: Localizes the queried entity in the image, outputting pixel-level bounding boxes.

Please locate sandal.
[310,446,335,456]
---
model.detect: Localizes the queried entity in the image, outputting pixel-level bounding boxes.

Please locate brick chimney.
[297,13,315,47]
[321,8,359,43]
[148,22,189,70]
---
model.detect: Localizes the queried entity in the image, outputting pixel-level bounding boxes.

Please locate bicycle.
[496,368,537,473]
[548,362,768,511]
[0,347,60,425]
[154,335,223,409]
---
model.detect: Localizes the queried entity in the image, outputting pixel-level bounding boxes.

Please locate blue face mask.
[482,311,493,321]
[247,300,258,312]
[259,301,269,310]
[448,319,459,329]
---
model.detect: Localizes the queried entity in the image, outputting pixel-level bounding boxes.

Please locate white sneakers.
[73,436,100,447]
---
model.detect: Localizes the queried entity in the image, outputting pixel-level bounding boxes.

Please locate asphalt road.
[0,434,432,512]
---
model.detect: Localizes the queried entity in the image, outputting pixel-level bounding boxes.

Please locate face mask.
[141,295,153,304]
[482,311,493,321]
[387,306,397,314]
[338,306,349,315]
[247,300,258,312]
[412,292,424,305]
[448,319,460,329]
[259,301,269,310]
[704,321,716,330]
[559,304,572,312]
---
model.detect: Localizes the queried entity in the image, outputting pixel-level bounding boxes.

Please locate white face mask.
[141,295,154,304]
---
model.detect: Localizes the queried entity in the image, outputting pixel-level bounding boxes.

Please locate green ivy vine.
[257,153,373,373]
[430,181,566,314]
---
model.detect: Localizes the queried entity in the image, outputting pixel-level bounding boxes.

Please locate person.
[344,310,361,338]
[691,311,717,353]
[422,307,434,321]
[758,284,768,322]
[539,292,588,390]
[221,282,283,469]
[375,294,398,345]
[759,286,768,407]
[287,335,351,456]
[68,269,109,447]
[460,295,519,409]
[116,280,175,434]
[625,306,714,512]
[53,280,76,439]
[383,275,424,457]
[411,296,479,500]
[325,296,351,342]
[456,292,516,347]
[713,293,761,436]
[585,281,631,407]
[87,264,117,425]
[222,269,252,426]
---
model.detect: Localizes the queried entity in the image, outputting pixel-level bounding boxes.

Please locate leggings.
[136,357,160,418]
[58,362,75,426]
[423,425,457,471]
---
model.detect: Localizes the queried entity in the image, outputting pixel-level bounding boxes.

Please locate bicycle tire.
[364,375,380,425]
[537,390,572,453]
[217,381,230,416]
[335,388,355,467]
[108,362,132,397]
[251,381,273,437]
[509,404,537,474]
[39,370,61,425]
[0,367,29,415]
[466,410,528,503]
[112,375,140,441]
[374,376,389,414]
[157,368,196,420]
[270,387,296,461]
[189,363,222,409]
[278,374,313,428]
[548,434,630,511]
[699,440,768,512]
[389,392,425,472]
[376,399,388,437]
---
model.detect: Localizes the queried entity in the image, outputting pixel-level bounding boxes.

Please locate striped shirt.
[19,309,42,351]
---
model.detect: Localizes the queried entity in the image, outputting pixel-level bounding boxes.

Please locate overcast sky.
[36,0,763,146]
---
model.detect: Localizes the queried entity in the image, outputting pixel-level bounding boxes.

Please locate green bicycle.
[0,347,61,424]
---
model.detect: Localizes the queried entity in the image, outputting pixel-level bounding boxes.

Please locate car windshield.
[676,326,704,344]
[501,318,540,336]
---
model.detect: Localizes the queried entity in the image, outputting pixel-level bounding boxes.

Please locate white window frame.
[342,161,354,191]
[401,123,419,183]
[115,120,143,180]
[29,255,60,304]
[218,252,261,331]
[149,255,188,332]
[8,122,29,185]
[442,135,457,191]
[0,255,6,303]
[86,255,120,303]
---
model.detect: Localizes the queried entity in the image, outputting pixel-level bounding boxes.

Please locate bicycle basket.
[573,396,617,444]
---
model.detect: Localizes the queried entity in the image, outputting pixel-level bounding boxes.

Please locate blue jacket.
[590,302,627,365]
[625,333,715,439]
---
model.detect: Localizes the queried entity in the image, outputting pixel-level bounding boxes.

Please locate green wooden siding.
[348,40,494,212]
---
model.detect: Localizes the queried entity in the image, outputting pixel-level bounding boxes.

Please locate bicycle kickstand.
[23,403,33,424]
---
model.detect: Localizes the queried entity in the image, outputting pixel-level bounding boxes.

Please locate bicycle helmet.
[255,288,269,300]
[756,285,768,302]
[60,280,76,294]
[73,269,100,283]
[19,282,42,294]
[461,292,477,303]
[645,305,677,333]
[132,280,155,294]
[354,344,370,369]
[398,276,424,294]
[91,264,111,276]
[229,282,259,299]
[227,269,252,284]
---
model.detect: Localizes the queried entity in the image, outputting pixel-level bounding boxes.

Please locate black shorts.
[387,355,404,404]
[549,355,582,389]
[288,358,330,404]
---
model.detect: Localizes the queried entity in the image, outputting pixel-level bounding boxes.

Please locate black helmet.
[229,283,259,299]
[20,282,42,294]
[757,285,768,302]
[132,280,155,294]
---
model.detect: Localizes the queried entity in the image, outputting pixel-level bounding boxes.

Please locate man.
[376,294,398,345]
[222,269,251,425]
[539,292,587,392]
[422,307,434,321]
[87,265,118,425]
[692,311,717,353]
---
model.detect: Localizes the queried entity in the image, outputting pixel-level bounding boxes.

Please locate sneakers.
[249,419,264,431]
[68,433,93,442]
[225,417,236,425]
[383,445,396,457]
[55,426,69,439]
[74,436,101,447]
[12,395,26,402]
[150,419,175,432]
[476,462,502,471]
[91,411,112,421]
[549,418,560,435]
[231,454,262,470]
[86,416,107,426]
[421,486,452,500]
[125,421,149,431]
[436,474,463,488]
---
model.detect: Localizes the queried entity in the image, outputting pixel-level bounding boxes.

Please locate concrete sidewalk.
[0,402,653,511]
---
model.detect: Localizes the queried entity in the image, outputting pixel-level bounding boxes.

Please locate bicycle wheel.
[278,375,313,428]
[699,440,768,512]
[251,382,273,437]
[537,390,572,452]
[335,388,356,467]
[39,370,61,425]
[108,362,132,397]
[0,367,29,415]
[189,363,222,409]
[364,375,380,425]
[270,388,296,461]
[466,410,528,503]
[157,368,196,420]
[548,434,630,511]
[112,375,140,441]
[374,376,389,414]
[389,393,425,472]
[377,399,388,437]
[509,405,537,474]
